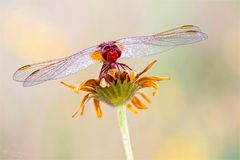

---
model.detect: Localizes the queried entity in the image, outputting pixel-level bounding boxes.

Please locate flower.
[61,60,170,118]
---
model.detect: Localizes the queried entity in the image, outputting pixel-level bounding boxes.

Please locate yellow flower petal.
[61,81,76,90]
[61,81,83,93]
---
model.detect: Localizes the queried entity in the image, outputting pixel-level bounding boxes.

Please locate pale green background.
[0,0,239,159]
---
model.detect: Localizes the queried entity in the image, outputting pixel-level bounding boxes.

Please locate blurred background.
[0,0,239,159]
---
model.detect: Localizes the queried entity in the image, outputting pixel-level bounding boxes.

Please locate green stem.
[117,105,134,160]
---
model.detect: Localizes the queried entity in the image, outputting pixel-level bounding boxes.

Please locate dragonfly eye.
[106,50,119,62]
[116,48,122,57]
[104,46,110,49]
[101,44,122,62]
[102,51,108,60]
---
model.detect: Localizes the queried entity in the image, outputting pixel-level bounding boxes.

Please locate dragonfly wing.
[158,25,202,34]
[118,25,207,58]
[13,46,99,87]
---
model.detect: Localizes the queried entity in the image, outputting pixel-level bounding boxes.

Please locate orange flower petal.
[138,92,151,103]
[93,99,102,118]
[72,93,90,118]
[126,103,138,115]
[128,71,136,82]
[107,69,117,80]
[135,60,157,79]
[137,76,170,83]
[131,96,148,109]
[152,76,171,81]
[138,81,159,96]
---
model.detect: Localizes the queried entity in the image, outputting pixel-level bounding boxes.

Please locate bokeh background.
[0,0,239,159]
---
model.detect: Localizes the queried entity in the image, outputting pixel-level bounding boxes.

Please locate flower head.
[61,60,170,118]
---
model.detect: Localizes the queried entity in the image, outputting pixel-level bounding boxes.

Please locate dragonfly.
[13,25,207,87]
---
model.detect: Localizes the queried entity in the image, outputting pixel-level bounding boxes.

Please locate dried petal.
[80,86,96,92]
[83,79,99,88]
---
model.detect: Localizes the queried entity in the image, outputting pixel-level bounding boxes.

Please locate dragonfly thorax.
[99,41,122,62]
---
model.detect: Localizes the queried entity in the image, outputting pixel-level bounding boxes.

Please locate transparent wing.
[117,25,207,58]
[13,46,98,87]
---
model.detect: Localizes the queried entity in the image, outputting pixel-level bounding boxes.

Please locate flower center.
[96,78,139,106]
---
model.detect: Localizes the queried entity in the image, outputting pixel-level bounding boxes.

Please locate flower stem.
[117,105,134,160]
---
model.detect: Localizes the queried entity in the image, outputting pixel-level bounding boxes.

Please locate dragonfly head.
[99,41,122,62]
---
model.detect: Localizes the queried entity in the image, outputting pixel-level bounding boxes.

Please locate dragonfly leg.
[99,63,109,79]
[117,62,132,70]
[118,63,126,70]
[115,63,121,71]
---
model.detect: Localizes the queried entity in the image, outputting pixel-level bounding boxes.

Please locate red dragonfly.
[13,25,207,87]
